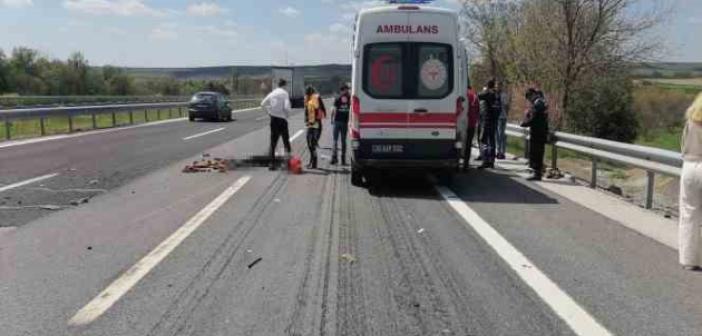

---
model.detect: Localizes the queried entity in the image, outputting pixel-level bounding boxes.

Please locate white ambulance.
[349,3,468,186]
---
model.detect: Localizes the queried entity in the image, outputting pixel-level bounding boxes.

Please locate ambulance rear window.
[363,42,453,100]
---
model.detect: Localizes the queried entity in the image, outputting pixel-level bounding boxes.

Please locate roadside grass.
[636,127,682,152]
[5,108,186,140]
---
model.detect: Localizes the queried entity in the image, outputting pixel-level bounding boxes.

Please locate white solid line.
[232,107,261,114]
[0,106,262,150]
[290,129,305,141]
[0,173,59,193]
[435,185,613,336]
[182,127,226,141]
[68,176,251,326]
[0,118,187,150]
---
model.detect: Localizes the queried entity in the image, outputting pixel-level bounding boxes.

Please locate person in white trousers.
[680,93,702,271]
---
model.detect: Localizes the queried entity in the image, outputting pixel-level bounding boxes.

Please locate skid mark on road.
[68,176,251,327]
[436,185,613,336]
[0,173,59,193]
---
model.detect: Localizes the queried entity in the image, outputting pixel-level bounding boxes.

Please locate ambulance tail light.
[351,95,361,140]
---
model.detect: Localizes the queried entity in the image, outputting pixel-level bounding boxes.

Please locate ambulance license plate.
[372,144,404,154]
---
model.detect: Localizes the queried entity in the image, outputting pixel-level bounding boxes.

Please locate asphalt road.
[1,109,702,336]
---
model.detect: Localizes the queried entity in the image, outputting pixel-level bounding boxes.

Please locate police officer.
[477,80,501,169]
[521,88,549,181]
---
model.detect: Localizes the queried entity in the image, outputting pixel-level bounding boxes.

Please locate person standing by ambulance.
[463,85,480,170]
[496,81,511,160]
[521,88,549,181]
[331,84,351,165]
[304,86,326,169]
[260,79,292,171]
[679,93,702,271]
[478,80,500,169]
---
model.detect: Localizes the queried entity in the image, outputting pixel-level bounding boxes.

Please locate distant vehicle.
[188,92,232,122]
[271,67,305,108]
[350,3,468,185]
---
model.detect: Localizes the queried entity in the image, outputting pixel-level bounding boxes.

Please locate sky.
[0,0,699,67]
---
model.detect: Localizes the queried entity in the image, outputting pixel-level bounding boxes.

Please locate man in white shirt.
[261,79,293,170]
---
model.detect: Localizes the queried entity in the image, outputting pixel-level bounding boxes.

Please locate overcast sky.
[0,0,698,67]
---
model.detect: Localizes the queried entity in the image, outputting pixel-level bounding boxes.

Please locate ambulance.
[349,2,468,186]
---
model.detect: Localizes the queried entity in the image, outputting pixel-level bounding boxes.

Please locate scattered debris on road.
[86,246,92,250]
[417,228,425,234]
[248,257,263,269]
[546,168,564,179]
[89,180,99,185]
[183,158,229,173]
[340,253,357,263]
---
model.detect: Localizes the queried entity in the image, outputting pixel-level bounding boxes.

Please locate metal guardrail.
[0,96,191,108]
[506,123,683,210]
[0,99,262,140]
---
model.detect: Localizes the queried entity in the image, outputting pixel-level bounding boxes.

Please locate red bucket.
[288,156,302,174]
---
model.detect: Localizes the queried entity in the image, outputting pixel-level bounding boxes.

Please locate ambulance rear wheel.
[351,167,364,187]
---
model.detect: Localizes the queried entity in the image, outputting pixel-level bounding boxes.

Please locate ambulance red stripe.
[358,112,456,123]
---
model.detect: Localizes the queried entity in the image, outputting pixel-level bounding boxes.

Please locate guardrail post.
[68,114,74,133]
[645,171,655,209]
[145,109,149,122]
[92,113,97,129]
[4,117,11,140]
[111,112,116,127]
[590,158,598,189]
[157,108,161,120]
[39,117,46,136]
[551,144,558,169]
[178,107,183,117]
[523,136,529,159]
[129,110,134,124]
[168,108,173,119]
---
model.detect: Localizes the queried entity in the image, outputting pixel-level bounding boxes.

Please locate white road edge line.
[0,106,263,150]
[0,173,59,193]
[68,175,251,327]
[182,127,226,141]
[435,185,613,336]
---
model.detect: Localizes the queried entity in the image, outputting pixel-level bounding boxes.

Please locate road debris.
[39,205,62,210]
[248,257,263,269]
[183,158,229,173]
[546,168,565,180]
[340,253,357,263]
[417,228,425,234]
[89,180,99,185]
[86,246,92,250]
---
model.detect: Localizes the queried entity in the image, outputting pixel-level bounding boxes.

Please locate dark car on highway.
[188,92,232,122]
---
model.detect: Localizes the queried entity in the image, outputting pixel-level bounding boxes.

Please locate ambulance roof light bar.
[387,0,433,10]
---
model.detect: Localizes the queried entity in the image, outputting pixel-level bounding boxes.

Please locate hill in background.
[123,64,352,81]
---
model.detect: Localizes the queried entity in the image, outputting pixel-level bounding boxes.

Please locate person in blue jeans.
[495,81,510,160]
[331,84,351,165]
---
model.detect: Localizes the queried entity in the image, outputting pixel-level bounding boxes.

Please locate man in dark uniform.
[521,88,549,181]
[331,84,351,165]
[477,80,501,169]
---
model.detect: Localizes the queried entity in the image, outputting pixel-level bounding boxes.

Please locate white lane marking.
[0,118,187,150]
[182,127,226,141]
[68,176,251,326]
[232,107,261,114]
[290,129,304,141]
[435,186,613,336]
[0,173,59,193]
[255,116,268,121]
[0,106,264,150]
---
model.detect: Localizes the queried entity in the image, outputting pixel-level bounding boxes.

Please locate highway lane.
[3,112,702,335]
[0,107,289,227]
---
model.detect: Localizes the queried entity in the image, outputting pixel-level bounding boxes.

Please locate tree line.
[0,47,251,97]
[461,0,668,143]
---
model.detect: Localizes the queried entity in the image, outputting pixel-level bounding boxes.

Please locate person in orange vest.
[304,86,326,169]
[464,85,480,171]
